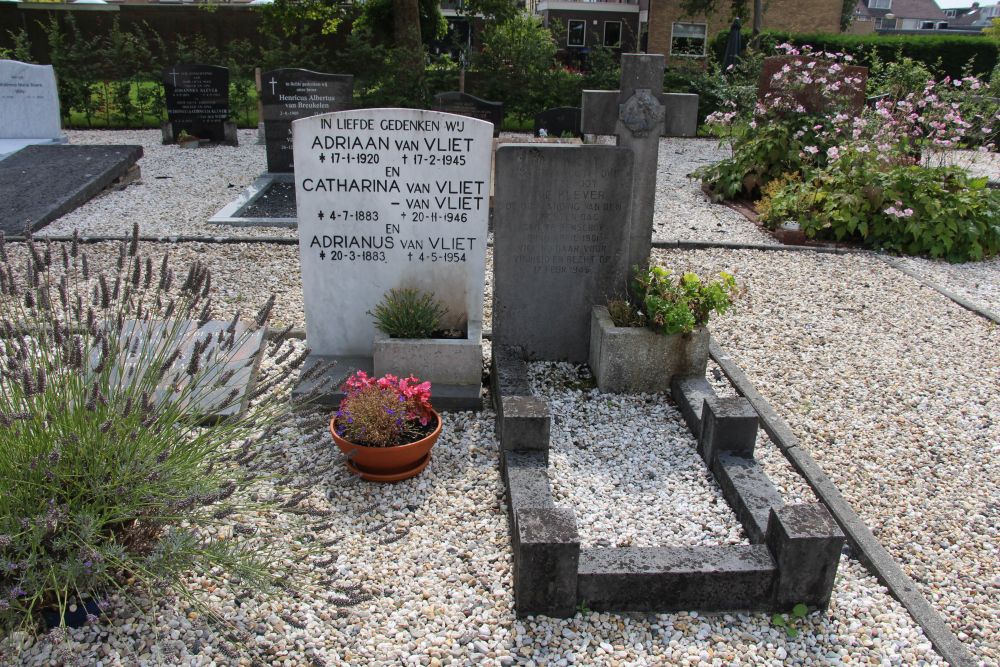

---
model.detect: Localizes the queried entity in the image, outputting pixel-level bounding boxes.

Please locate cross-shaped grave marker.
[268,77,278,95]
[580,53,666,273]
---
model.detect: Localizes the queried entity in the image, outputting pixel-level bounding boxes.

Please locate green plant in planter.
[630,266,738,335]
[369,288,448,339]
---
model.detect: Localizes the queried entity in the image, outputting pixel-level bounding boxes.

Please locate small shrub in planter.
[589,267,738,393]
[370,288,481,388]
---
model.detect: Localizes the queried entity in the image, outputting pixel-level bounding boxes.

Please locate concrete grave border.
[491,343,845,617]
[209,173,296,228]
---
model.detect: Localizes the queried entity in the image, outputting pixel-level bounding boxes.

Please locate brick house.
[853,0,949,30]
[536,0,642,61]
[646,0,843,66]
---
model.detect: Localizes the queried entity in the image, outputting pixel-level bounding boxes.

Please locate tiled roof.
[854,0,948,19]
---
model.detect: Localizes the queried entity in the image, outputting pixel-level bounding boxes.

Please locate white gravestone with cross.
[291,108,494,410]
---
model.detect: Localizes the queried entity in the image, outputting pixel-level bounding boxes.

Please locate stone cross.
[268,77,278,95]
[580,53,666,274]
[169,67,179,86]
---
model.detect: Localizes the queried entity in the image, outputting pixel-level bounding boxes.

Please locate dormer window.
[869,0,892,8]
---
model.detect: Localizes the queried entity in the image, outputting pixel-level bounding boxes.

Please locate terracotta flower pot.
[329,410,441,482]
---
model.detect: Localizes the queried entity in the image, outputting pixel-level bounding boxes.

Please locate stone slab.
[671,376,715,438]
[432,92,503,137]
[513,507,579,617]
[209,173,297,228]
[163,64,232,144]
[713,453,785,543]
[766,503,845,610]
[293,109,493,358]
[577,545,777,612]
[0,59,63,141]
[491,344,532,398]
[105,319,265,422]
[261,68,353,173]
[292,354,482,411]
[0,144,143,235]
[498,395,550,460]
[0,137,65,162]
[492,144,634,362]
[504,450,554,511]
[697,395,759,465]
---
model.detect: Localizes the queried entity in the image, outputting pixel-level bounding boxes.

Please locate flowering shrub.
[0,227,306,639]
[697,43,1000,261]
[611,266,739,335]
[335,371,434,447]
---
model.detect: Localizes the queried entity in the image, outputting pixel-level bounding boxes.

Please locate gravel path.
[7,131,1000,664]
[888,255,1000,318]
[653,247,1000,664]
[45,130,294,239]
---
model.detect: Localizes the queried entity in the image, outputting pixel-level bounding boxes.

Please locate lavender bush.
[0,226,315,637]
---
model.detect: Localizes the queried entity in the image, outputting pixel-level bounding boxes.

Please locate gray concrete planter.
[589,306,710,393]
[373,323,482,387]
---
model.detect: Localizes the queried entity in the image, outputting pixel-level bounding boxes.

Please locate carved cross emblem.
[618,89,665,138]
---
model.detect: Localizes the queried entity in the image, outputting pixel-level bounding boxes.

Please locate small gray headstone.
[432,92,503,137]
[0,59,66,160]
[492,144,634,362]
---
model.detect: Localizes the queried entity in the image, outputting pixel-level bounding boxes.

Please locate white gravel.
[44,130,294,239]
[654,247,1000,664]
[7,130,999,665]
[532,361,746,549]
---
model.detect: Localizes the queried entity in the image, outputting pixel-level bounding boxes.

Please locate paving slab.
[0,144,142,235]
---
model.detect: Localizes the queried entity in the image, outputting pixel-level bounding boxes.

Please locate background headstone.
[492,144,634,363]
[534,107,582,138]
[0,59,66,160]
[758,55,868,115]
[432,92,503,137]
[162,64,232,144]
[261,68,354,173]
[293,108,493,356]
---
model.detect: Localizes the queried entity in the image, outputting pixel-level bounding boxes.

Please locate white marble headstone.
[0,60,63,139]
[293,108,493,356]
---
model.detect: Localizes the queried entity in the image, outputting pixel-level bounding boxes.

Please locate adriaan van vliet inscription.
[293,108,493,359]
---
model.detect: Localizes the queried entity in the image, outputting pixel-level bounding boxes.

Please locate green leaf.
[792,603,809,619]
[771,614,786,627]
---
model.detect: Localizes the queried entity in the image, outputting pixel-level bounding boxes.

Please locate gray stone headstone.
[292,108,494,357]
[261,68,353,173]
[492,144,634,363]
[0,59,66,160]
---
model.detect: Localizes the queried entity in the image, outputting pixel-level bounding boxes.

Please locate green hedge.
[710,31,999,78]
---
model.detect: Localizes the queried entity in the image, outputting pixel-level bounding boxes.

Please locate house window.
[868,0,891,8]
[567,20,586,47]
[876,16,896,29]
[670,22,707,57]
[604,21,622,47]
[920,21,935,29]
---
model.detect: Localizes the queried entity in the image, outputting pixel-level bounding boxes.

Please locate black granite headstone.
[163,64,230,143]
[533,107,582,138]
[432,92,503,137]
[261,68,354,173]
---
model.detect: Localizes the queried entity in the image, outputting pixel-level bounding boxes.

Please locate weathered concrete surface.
[698,395,759,465]
[671,375,715,438]
[577,545,777,612]
[713,453,785,543]
[589,306,709,393]
[373,326,483,387]
[499,395,551,461]
[766,503,845,610]
[0,145,142,235]
[513,507,580,617]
